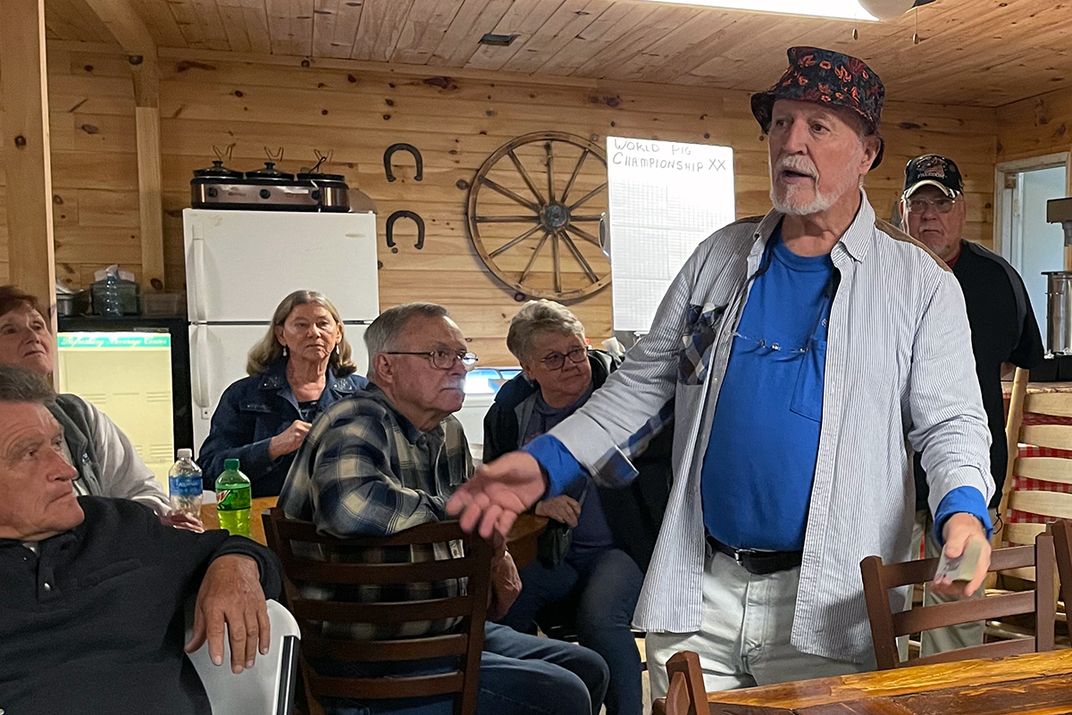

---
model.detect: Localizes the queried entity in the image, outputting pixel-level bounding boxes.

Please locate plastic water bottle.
[97,272,123,317]
[168,448,203,518]
[215,458,251,537]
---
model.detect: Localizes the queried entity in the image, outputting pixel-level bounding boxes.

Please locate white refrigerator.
[184,209,379,454]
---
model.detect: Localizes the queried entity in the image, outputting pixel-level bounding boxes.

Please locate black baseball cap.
[902,154,964,199]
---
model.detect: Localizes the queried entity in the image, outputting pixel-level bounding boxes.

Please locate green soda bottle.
[215,458,251,537]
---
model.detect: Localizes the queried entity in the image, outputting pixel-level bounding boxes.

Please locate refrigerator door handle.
[191,225,208,322]
[191,324,210,416]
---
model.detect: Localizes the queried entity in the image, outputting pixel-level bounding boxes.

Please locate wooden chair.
[652,650,706,715]
[262,507,493,715]
[986,385,1072,640]
[994,388,1072,566]
[1049,518,1072,611]
[861,532,1057,669]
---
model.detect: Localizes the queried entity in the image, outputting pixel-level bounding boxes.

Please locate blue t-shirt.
[702,230,833,551]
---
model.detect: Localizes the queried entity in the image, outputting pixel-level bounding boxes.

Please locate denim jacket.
[197,359,368,496]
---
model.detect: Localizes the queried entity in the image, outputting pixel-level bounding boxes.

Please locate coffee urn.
[1044,197,1072,356]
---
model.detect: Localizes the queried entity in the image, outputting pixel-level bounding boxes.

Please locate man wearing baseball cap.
[900,154,1044,656]
[448,47,994,696]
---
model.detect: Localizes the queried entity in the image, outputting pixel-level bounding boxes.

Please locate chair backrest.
[1048,518,1072,610]
[995,365,1030,547]
[651,651,706,715]
[187,598,301,715]
[861,532,1056,669]
[653,673,689,715]
[996,390,1072,579]
[262,507,493,715]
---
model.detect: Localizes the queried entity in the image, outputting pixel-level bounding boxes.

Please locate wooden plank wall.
[996,87,1072,163]
[2,45,998,363]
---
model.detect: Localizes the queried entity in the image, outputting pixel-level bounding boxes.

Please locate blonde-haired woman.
[198,290,367,496]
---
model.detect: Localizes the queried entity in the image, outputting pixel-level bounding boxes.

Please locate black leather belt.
[707,536,803,575]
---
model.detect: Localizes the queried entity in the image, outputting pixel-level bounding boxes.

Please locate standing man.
[279,302,609,715]
[447,46,995,696]
[901,154,1045,655]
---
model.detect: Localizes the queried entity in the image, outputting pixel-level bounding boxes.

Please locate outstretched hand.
[446,451,548,539]
[932,512,992,598]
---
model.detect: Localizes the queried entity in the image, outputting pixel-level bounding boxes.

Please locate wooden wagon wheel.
[466,131,609,302]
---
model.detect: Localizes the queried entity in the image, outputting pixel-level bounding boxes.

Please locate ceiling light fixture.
[478,32,518,46]
[640,0,915,22]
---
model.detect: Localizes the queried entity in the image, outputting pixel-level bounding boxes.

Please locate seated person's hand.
[488,545,522,620]
[161,511,205,533]
[534,495,581,528]
[184,554,270,673]
[269,420,312,458]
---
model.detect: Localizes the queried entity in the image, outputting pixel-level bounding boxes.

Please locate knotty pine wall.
[997,87,1072,163]
[4,44,999,363]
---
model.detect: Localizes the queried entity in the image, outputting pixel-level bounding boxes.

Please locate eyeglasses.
[384,349,479,370]
[539,346,588,370]
[905,197,958,214]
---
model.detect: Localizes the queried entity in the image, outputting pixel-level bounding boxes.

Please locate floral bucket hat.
[751,46,886,168]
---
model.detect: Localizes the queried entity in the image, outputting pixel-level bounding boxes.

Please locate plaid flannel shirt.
[278,384,474,639]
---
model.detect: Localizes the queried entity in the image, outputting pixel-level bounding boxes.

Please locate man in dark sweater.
[0,365,282,714]
[900,154,1045,655]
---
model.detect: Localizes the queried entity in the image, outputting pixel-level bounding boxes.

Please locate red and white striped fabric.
[1006,411,1072,525]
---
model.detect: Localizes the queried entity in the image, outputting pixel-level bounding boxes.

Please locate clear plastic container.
[168,448,203,518]
[91,274,139,316]
[95,273,123,317]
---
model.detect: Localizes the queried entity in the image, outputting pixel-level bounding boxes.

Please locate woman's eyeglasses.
[539,346,588,370]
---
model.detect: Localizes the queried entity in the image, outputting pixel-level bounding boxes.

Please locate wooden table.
[507,513,549,568]
[705,649,1072,714]
[200,496,277,545]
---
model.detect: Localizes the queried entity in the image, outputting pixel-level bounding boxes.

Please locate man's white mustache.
[776,157,818,179]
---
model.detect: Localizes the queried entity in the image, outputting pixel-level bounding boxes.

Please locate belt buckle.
[733,547,757,565]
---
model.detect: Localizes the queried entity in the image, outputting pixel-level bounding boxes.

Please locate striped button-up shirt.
[546,193,992,663]
[278,384,473,639]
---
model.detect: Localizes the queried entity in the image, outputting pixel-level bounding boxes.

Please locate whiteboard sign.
[606,137,735,333]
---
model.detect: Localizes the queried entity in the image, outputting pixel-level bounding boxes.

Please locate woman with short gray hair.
[505,299,586,365]
[486,300,672,715]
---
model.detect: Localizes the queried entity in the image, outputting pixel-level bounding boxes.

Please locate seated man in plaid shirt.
[279,302,609,715]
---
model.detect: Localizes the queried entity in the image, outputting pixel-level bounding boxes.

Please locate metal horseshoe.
[383,143,423,182]
[385,210,425,251]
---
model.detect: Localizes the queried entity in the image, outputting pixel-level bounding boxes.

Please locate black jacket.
[0,497,281,714]
[914,240,1044,510]
[482,350,672,571]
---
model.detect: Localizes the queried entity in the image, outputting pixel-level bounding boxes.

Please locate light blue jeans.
[646,549,869,701]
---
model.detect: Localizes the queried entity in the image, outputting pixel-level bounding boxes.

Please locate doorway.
[996,154,1070,337]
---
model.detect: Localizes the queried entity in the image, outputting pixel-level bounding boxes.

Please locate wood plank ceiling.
[44,0,1072,107]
